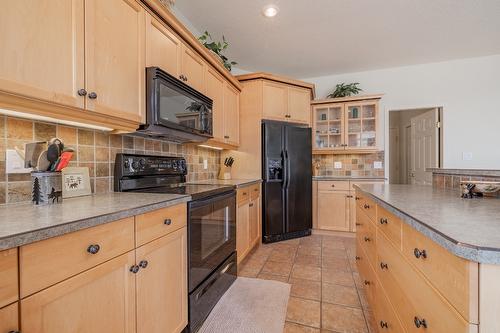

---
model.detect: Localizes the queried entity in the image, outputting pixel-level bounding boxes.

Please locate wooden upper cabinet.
[136,228,188,333]
[205,67,225,142]
[288,86,311,124]
[262,81,288,121]
[21,251,136,333]
[0,0,85,108]
[145,13,181,77]
[85,0,145,123]
[223,83,240,146]
[181,45,205,93]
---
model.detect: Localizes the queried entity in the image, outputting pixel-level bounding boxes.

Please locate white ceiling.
[174,0,500,78]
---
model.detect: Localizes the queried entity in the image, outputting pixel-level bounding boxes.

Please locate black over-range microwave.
[137,67,213,143]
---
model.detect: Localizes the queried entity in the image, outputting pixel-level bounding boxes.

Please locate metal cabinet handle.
[130,265,140,274]
[331,184,335,187]
[379,218,388,225]
[364,204,370,209]
[414,248,427,259]
[249,203,254,207]
[224,135,230,139]
[364,280,370,286]
[138,260,148,269]
[8,331,21,333]
[355,196,361,201]
[164,218,172,225]
[77,89,87,96]
[355,256,361,261]
[380,321,388,328]
[355,223,362,226]
[380,262,388,270]
[414,317,427,329]
[87,244,100,254]
[88,92,97,99]
[364,236,370,242]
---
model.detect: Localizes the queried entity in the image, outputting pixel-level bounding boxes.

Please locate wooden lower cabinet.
[248,198,260,247]
[236,201,250,264]
[136,227,188,333]
[21,251,137,333]
[237,185,261,264]
[0,302,19,333]
[374,281,406,333]
[0,248,18,309]
[317,190,350,231]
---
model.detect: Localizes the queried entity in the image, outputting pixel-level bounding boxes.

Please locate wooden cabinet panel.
[0,0,85,108]
[402,223,478,323]
[262,81,287,120]
[317,180,350,192]
[356,209,376,268]
[135,204,187,247]
[237,187,250,205]
[248,198,259,248]
[136,227,188,333]
[0,302,19,333]
[356,194,376,222]
[181,45,205,93]
[236,202,250,264]
[250,183,261,200]
[374,281,407,333]
[356,240,376,306]
[223,83,240,146]
[317,191,350,231]
[145,13,181,77]
[377,205,403,250]
[376,231,473,333]
[21,251,136,333]
[288,86,311,124]
[349,196,357,232]
[205,67,225,142]
[85,0,145,122]
[20,217,135,297]
[0,248,18,309]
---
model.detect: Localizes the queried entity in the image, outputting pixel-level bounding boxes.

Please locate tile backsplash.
[313,151,385,177]
[0,116,220,204]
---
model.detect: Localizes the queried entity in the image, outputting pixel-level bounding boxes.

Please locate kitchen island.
[355,183,500,333]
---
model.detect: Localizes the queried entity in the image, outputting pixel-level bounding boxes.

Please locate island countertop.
[0,192,191,250]
[355,183,500,264]
[188,179,262,188]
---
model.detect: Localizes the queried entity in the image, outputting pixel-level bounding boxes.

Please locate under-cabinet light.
[198,144,224,151]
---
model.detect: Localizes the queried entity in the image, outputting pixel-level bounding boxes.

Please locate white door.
[410,109,439,185]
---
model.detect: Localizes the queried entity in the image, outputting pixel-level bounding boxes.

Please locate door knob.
[87,244,100,254]
[130,265,140,274]
[139,260,148,269]
[164,218,172,225]
[414,317,427,328]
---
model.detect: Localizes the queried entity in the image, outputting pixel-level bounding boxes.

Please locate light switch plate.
[373,161,383,169]
[462,152,473,161]
[203,159,208,170]
[6,149,32,174]
[334,161,342,169]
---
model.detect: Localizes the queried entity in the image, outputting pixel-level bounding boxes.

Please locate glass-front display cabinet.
[312,96,380,153]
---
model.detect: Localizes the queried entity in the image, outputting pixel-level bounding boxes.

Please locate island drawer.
[374,280,406,333]
[0,248,18,308]
[402,223,478,323]
[356,240,376,306]
[377,231,475,333]
[20,217,135,297]
[355,191,376,222]
[318,180,350,191]
[377,205,402,250]
[356,210,376,269]
[0,302,19,333]
[250,183,260,200]
[135,204,187,246]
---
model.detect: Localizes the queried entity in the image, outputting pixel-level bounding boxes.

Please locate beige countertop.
[188,179,262,188]
[313,176,386,181]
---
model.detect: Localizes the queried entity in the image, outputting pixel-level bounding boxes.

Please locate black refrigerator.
[262,120,312,243]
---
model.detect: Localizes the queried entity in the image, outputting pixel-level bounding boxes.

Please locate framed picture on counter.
[61,167,92,198]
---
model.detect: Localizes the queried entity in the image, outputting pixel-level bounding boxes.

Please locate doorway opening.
[388,107,443,185]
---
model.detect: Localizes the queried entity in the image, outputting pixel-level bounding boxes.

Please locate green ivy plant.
[198,31,237,72]
[327,83,362,98]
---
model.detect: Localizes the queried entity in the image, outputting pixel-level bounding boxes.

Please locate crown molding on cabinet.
[236,72,316,99]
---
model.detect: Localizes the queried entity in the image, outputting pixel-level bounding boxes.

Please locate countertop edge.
[0,196,191,251]
[234,179,262,188]
[313,177,386,181]
[353,184,499,264]
[427,168,500,177]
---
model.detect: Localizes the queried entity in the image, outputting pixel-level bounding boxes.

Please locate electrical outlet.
[6,149,32,174]
[373,161,383,169]
[334,161,342,169]
[462,152,473,161]
[203,159,208,170]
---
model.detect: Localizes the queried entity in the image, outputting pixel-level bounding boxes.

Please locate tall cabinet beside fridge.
[262,120,312,243]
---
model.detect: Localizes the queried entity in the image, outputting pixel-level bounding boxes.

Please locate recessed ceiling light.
[262,5,279,18]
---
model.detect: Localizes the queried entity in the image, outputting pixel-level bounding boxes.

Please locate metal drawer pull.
[380,262,388,270]
[379,218,388,225]
[414,248,427,259]
[77,88,87,96]
[364,236,371,242]
[355,223,362,226]
[87,244,100,254]
[88,92,97,99]
[355,256,361,261]
[414,317,427,329]
[130,265,140,274]
[331,184,335,187]
[249,203,254,207]
[355,196,361,201]
[364,280,370,286]
[164,218,172,225]
[364,204,370,209]
[139,260,148,269]
[380,321,388,328]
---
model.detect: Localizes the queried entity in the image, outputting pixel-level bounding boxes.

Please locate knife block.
[218,165,232,180]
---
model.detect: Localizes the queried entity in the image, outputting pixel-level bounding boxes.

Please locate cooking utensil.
[55,151,74,171]
[47,138,64,170]
[37,150,51,172]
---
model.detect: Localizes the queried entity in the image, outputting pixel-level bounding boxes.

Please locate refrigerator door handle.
[284,150,290,189]
[281,151,287,188]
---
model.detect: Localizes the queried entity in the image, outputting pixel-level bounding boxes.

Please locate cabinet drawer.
[356,210,376,269]
[0,248,18,308]
[402,223,478,323]
[249,183,260,200]
[376,205,402,250]
[237,187,250,205]
[374,281,406,333]
[0,302,19,333]
[135,204,187,247]
[318,180,350,191]
[356,240,376,306]
[20,217,134,297]
[377,231,475,333]
[355,190,376,221]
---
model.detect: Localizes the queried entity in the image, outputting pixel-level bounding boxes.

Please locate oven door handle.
[195,261,235,301]
[188,189,236,209]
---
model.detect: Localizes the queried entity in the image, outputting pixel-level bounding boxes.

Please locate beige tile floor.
[238,234,377,333]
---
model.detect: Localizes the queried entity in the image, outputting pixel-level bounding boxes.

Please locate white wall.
[302,54,500,170]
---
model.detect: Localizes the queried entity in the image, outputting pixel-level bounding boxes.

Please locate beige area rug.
[198,277,291,333]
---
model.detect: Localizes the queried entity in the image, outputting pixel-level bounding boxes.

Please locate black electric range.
[114,153,237,333]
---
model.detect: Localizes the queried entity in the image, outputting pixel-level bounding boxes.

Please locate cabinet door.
[0,248,18,308]
[344,101,378,150]
[181,45,205,93]
[136,227,188,333]
[223,83,240,146]
[317,191,350,231]
[349,195,357,232]
[262,81,287,121]
[312,104,345,151]
[21,252,136,333]
[205,67,225,142]
[85,0,145,122]
[288,87,311,124]
[248,198,259,247]
[0,302,18,333]
[145,13,181,77]
[236,203,250,263]
[0,0,85,108]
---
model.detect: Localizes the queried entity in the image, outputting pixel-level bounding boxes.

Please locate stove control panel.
[115,154,187,176]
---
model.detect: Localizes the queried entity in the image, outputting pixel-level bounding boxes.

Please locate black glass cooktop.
[135,183,235,200]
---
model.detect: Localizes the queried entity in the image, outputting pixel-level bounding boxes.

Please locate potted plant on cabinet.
[198,31,237,71]
[327,83,362,98]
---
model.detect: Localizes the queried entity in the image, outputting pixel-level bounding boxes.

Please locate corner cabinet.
[312,95,382,154]
[262,80,312,124]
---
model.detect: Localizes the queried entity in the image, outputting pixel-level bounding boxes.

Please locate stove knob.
[139,158,146,167]
[172,161,178,170]
[124,160,130,169]
[180,160,186,171]
[132,161,139,170]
